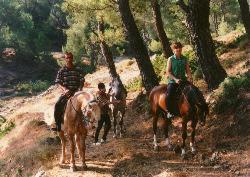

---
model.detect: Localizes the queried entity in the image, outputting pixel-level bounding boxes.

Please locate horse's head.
[109,77,127,100]
[185,84,209,126]
[83,100,101,129]
[196,103,209,126]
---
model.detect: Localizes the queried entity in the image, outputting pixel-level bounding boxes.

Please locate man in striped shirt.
[53,52,85,131]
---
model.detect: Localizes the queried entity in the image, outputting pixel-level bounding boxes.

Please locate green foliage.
[210,0,241,35]
[193,66,203,80]
[152,55,167,82]
[0,122,15,139]
[214,73,250,114]
[16,80,51,95]
[149,40,162,54]
[0,0,66,61]
[182,49,199,74]
[125,77,142,92]
[218,20,233,36]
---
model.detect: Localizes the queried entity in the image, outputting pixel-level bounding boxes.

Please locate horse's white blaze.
[181,148,186,156]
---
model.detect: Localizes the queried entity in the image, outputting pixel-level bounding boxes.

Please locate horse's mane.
[183,84,209,113]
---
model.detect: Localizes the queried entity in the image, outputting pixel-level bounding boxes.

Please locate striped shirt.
[96,91,110,114]
[55,66,85,91]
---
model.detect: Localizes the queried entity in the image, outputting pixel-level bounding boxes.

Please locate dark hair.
[98,82,105,89]
[171,42,183,49]
[65,52,73,59]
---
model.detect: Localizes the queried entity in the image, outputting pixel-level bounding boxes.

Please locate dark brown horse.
[149,82,209,157]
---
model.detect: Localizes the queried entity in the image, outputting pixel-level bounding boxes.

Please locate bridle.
[69,98,97,126]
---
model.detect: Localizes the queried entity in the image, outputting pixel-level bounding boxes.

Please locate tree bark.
[178,0,227,89]
[117,0,159,93]
[151,0,173,58]
[238,0,250,39]
[98,19,126,92]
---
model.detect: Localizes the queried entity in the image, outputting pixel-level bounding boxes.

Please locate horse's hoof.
[181,152,188,160]
[167,144,173,151]
[119,133,123,138]
[82,164,88,170]
[191,149,197,154]
[154,145,159,151]
[70,165,77,172]
[113,134,117,138]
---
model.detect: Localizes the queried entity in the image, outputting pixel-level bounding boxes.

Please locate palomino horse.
[58,91,101,171]
[149,82,209,157]
[109,77,127,138]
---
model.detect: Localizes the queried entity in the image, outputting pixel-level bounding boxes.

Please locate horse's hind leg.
[58,131,66,164]
[119,111,125,137]
[69,133,77,171]
[153,114,159,151]
[163,119,172,150]
[181,121,188,157]
[190,120,197,153]
[113,109,118,138]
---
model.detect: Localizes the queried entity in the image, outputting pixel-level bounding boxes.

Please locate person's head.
[64,52,73,65]
[98,82,106,92]
[171,42,183,57]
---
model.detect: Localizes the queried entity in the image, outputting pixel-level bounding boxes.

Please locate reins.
[69,98,96,125]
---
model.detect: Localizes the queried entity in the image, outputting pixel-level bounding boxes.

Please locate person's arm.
[55,68,69,94]
[166,57,181,84]
[185,62,193,83]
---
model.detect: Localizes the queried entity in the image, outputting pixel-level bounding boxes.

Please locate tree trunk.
[178,0,227,89]
[238,0,250,39]
[98,19,126,92]
[151,0,173,58]
[117,0,159,93]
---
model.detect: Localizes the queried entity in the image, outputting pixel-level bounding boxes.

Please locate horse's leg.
[58,131,66,164]
[76,126,88,170]
[68,133,76,171]
[75,132,84,169]
[153,114,159,151]
[113,108,118,138]
[163,119,172,150]
[119,111,125,137]
[81,132,87,170]
[181,120,187,157]
[190,120,197,153]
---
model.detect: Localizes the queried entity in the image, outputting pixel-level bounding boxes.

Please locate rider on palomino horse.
[166,42,193,119]
[53,52,85,131]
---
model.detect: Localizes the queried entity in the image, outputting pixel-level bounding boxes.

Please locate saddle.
[168,81,190,116]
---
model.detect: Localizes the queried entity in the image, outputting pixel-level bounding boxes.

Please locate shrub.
[16,80,50,95]
[125,77,142,92]
[182,49,199,74]
[214,73,250,114]
[0,122,15,139]
[218,20,233,36]
[152,55,167,82]
[193,67,203,80]
[149,40,162,54]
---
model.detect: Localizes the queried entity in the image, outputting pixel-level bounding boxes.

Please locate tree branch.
[177,0,189,13]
